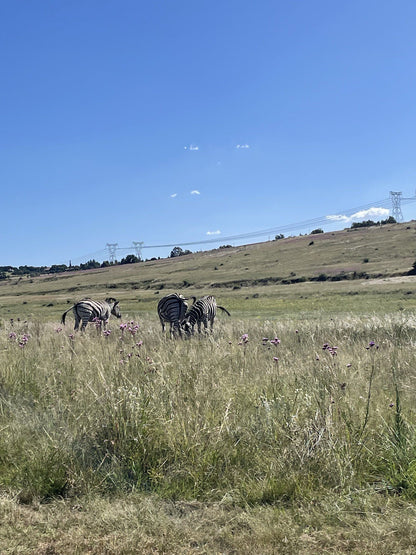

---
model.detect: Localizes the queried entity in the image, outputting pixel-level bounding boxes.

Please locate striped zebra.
[61,297,121,331]
[181,295,230,335]
[157,293,196,337]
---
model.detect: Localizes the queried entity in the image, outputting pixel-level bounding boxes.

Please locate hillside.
[1,221,416,321]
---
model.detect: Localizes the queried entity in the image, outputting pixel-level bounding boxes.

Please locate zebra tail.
[61,306,74,325]
[218,306,231,316]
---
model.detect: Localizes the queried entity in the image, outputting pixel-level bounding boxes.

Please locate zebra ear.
[113,300,119,307]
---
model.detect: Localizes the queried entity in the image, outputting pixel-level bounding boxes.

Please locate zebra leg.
[202,316,209,334]
[74,314,80,331]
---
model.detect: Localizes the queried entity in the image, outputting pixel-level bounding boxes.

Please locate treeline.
[350,216,396,228]
[0,254,142,280]
[275,216,397,240]
[0,246,193,280]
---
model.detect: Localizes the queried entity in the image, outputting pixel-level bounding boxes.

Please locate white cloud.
[206,230,221,235]
[326,214,349,222]
[236,144,250,149]
[184,144,199,151]
[326,207,390,223]
[170,193,177,198]
[190,190,200,195]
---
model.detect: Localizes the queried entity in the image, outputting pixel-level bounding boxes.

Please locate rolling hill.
[1,221,416,321]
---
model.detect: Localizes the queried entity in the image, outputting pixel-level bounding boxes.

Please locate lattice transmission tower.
[390,191,403,222]
[106,243,118,263]
[132,241,144,260]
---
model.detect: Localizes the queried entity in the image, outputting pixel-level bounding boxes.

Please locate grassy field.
[1,224,416,553]
[1,220,416,323]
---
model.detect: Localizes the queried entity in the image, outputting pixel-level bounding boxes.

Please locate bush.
[170,247,192,258]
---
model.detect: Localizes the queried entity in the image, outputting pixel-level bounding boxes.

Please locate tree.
[80,259,101,270]
[120,254,140,265]
[311,228,324,235]
[48,264,68,274]
[381,216,397,225]
[170,246,192,258]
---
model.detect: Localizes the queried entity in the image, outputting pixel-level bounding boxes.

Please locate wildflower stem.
[358,360,376,444]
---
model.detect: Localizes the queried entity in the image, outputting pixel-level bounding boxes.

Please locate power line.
[71,195,416,263]
[116,197,395,251]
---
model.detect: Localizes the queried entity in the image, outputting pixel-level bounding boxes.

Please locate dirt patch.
[362,275,416,286]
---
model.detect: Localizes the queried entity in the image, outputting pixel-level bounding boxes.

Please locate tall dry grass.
[1,313,416,508]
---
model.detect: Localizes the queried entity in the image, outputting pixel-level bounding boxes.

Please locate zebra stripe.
[61,297,121,331]
[157,293,195,337]
[182,295,230,335]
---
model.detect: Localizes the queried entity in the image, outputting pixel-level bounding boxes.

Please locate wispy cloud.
[206,230,221,235]
[190,190,200,195]
[184,145,199,151]
[326,207,390,223]
[170,193,177,198]
[236,144,250,149]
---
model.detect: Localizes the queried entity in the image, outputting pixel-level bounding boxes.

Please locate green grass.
[1,313,416,552]
[1,221,416,322]
[2,223,416,552]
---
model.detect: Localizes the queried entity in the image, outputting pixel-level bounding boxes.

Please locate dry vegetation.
[1,221,416,322]
[1,223,416,553]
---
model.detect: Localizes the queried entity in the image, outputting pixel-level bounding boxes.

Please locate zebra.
[157,293,196,337]
[61,297,121,331]
[181,295,230,335]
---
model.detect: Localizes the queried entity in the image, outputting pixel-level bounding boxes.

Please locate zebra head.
[181,319,193,335]
[106,298,122,319]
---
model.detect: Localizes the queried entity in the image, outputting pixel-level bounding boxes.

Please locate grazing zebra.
[181,295,230,335]
[157,293,196,337]
[61,297,121,331]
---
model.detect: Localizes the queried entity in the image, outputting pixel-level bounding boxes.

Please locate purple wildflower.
[128,323,140,336]
[18,334,29,348]
[322,343,337,356]
[8,332,17,340]
[238,333,248,345]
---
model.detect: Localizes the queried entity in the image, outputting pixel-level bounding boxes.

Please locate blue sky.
[1,0,416,266]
